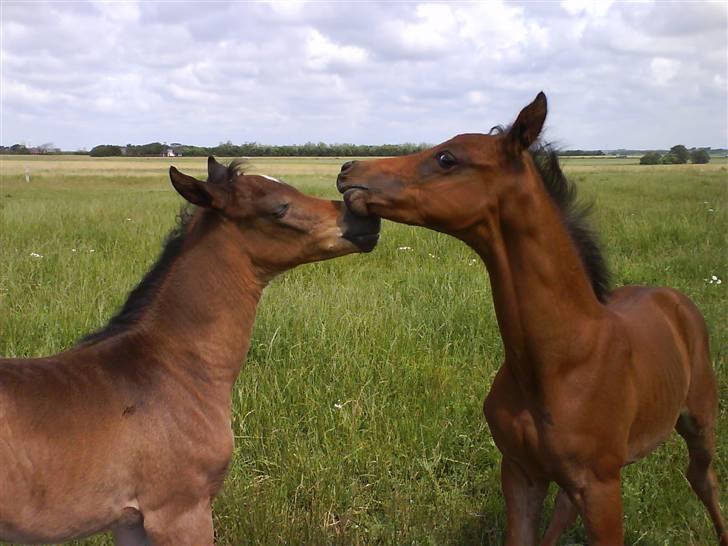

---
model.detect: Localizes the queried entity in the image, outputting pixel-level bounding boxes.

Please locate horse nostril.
[340,160,356,173]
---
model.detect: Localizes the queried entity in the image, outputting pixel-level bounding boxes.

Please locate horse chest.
[484,370,552,474]
[132,396,234,498]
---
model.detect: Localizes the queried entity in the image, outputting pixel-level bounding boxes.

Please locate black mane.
[78,207,194,345]
[491,126,611,302]
[531,145,611,302]
[78,158,248,345]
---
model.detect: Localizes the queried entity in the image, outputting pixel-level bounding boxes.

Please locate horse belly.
[0,490,122,543]
[621,306,691,463]
[626,360,687,464]
[0,443,130,543]
[0,400,131,542]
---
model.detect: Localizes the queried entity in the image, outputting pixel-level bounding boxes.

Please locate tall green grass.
[1,157,726,545]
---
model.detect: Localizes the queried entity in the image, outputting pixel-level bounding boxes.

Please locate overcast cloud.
[2,0,726,150]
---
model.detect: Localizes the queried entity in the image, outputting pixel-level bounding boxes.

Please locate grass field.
[1,154,727,545]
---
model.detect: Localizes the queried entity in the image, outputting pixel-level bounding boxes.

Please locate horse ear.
[169,166,229,209]
[506,91,547,153]
[207,156,229,184]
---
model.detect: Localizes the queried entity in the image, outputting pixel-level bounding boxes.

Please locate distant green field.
[1,155,726,545]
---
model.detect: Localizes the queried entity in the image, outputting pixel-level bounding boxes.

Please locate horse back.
[607,284,709,374]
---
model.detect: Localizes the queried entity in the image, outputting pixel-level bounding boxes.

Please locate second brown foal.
[337,93,725,545]
[0,157,379,545]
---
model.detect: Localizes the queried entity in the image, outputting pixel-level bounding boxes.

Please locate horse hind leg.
[676,377,727,544]
[540,488,579,546]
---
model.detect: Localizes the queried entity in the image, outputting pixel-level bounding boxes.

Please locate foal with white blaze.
[0,157,380,545]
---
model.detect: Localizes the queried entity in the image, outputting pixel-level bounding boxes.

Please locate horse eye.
[437,151,457,169]
[272,203,290,219]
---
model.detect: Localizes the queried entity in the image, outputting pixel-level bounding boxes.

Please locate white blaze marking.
[256,174,282,183]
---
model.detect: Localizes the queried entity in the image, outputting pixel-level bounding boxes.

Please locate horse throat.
[139,218,265,388]
[463,181,604,391]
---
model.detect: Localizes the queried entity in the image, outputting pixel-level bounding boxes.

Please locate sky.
[2,0,726,151]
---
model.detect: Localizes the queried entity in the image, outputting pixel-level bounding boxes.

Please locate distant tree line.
[89,145,124,157]
[86,141,431,158]
[640,145,711,165]
[86,143,606,158]
[0,143,61,155]
[557,150,605,156]
[2,141,722,162]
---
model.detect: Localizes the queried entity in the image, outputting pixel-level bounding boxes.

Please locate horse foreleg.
[572,474,624,546]
[500,458,548,546]
[112,520,149,546]
[111,508,149,546]
[540,488,578,546]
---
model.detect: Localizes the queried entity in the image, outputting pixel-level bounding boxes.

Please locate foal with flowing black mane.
[0,157,379,545]
[337,93,726,545]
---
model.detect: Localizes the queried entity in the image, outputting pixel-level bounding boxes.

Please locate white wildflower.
[89,249,96,253]
[30,252,43,258]
[333,402,343,410]
[397,246,412,251]
[71,248,77,252]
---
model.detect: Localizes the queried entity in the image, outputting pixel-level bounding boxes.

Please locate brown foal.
[0,157,379,545]
[337,93,726,545]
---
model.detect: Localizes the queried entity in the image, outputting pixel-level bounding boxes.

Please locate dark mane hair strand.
[491,125,611,301]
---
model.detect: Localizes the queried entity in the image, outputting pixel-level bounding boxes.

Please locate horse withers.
[0,157,379,545]
[336,93,725,545]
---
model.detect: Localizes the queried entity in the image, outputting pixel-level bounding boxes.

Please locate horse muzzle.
[341,207,380,252]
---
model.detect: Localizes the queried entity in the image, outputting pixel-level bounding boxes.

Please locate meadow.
[0,154,726,545]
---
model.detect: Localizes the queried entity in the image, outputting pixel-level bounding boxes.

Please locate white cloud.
[2,80,55,105]
[560,0,615,17]
[265,0,307,18]
[466,91,487,106]
[93,97,116,112]
[396,4,457,55]
[305,30,368,70]
[650,57,681,87]
[458,1,549,53]
[91,0,140,22]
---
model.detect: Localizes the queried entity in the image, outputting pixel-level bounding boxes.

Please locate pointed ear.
[207,155,229,183]
[169,166,229,209]
[506,91,547,153]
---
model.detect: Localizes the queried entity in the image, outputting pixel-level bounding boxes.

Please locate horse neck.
[138,214,265,391]
[461,163,604,392]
